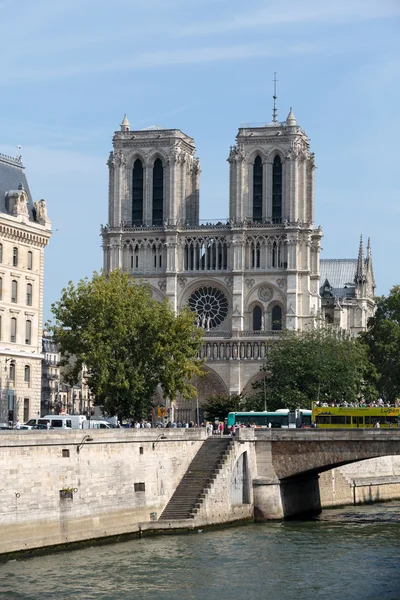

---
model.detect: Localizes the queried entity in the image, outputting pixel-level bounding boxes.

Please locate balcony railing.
[202,330,282,339]
[101,219,312,234]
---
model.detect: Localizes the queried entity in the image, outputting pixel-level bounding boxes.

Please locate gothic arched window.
[271,305,282,331]
[253,306,262,331]
[272,155,282,223]
[253,156,263,222]
[132,159,144,225]
[152,158,164,226]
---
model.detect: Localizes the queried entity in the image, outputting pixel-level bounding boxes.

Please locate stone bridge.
[238,428,400,519]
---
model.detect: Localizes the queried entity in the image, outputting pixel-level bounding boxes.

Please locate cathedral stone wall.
[101,111,374,412]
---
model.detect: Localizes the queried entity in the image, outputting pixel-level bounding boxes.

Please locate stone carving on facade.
[245,278,255,289]
[34,199,49,224]
[178,277,187,288]
[8,185,29,218]
[171,144,182,164]
[107,151,115,168]
[224,276,233,288]
[227,144,246,164]
[276,278,285,289]
[258,285,274,302]
[115,150,126,167]
[193,157,201,174]
[158,280,166,291]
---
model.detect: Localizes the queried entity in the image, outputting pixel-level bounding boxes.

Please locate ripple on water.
[0,502,399,600]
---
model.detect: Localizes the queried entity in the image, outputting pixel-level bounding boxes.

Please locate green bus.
[227,409,312,429]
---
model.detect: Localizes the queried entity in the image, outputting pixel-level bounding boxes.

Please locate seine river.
[1,501,399,600]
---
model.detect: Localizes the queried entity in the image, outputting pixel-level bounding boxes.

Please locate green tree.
[202,394,243,421]
[245,328,376,411]
[361,286,400,401]
[48,270,204,419]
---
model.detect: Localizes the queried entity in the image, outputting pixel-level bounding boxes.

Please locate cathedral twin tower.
[102,108,373,413]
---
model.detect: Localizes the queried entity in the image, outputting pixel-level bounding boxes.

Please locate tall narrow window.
[272,155,282,223]
[24,365,31,385]
[253,156,263,222]
[25,320,32,345]
[13,247,18,267]
[9,361,15,383]
[24,398,30,422]
[132,159,144,225]
[11,280,18,303]
[10,317,17,343]
[27,251,33,270]
[271,305,282,331]
[152,158,164,226]
[26,283,32,306]
[253,306,262,331]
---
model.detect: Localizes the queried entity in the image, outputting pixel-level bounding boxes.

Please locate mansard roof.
[320,259,358,298]
[0,152,36,222]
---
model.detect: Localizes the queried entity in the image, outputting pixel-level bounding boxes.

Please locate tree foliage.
[202,394,243,421]
[361,286,400,401]
[245,328,376,411]
[48,270,204,419]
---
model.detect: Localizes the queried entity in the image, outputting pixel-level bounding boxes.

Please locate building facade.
[101,110,375,414]
[41,331,91,417]
[0,152,51,424]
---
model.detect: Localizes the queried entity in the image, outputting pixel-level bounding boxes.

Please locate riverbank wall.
[319,457,400,507]
[0,429,253,557]
[1,429,400,558]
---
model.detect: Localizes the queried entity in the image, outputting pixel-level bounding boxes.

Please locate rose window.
[188,286,229,329]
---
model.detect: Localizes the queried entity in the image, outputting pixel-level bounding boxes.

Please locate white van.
[82,419,111,429]
[25,415,87,430]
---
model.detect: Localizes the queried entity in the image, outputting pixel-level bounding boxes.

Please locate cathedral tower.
[228,108,315,224]
[107,117,200,230]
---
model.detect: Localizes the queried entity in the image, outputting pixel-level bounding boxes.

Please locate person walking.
[219,421,224,436]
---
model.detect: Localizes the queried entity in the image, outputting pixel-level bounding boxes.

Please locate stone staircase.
[159,437,233,521]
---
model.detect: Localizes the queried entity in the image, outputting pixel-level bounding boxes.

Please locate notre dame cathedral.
[101,106,375,420]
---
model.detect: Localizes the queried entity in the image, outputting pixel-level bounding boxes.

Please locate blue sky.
[0,0,399,321]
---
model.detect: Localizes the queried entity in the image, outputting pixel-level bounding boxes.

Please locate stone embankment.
[1,427,400,559]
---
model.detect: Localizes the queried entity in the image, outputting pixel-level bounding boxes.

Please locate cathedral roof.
[320,259,358,298]
[0,153,36,222]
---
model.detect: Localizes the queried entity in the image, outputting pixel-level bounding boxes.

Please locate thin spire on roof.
[355,235,366,283]
[272,72,278,122]
[366,237,376,289]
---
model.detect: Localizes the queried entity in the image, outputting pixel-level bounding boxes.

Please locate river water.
[1,501,399,600]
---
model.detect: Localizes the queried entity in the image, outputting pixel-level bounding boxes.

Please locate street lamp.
[77,434,93,454]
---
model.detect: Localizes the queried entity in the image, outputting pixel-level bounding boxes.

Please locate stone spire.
[355,235,366,283]
[120,114,130,132]
[286,107,297,126]
[366,237,376,290]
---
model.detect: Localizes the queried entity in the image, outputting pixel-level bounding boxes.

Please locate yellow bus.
[312,405,400,428]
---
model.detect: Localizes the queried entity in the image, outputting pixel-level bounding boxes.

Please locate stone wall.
[319,457,400,508]
[0,429,206,555]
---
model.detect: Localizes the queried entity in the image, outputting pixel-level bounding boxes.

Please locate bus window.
[331,416,347,425]
[365,416,371,425]
[316,416,331,425]
[302,414,312,426]
[254,416,268,426]
[352,416,364,426]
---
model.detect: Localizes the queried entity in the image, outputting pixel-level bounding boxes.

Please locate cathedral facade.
[101,110,375,419]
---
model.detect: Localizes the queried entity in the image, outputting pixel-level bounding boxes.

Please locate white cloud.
[180,0,400,36]
[0,41,317,85]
